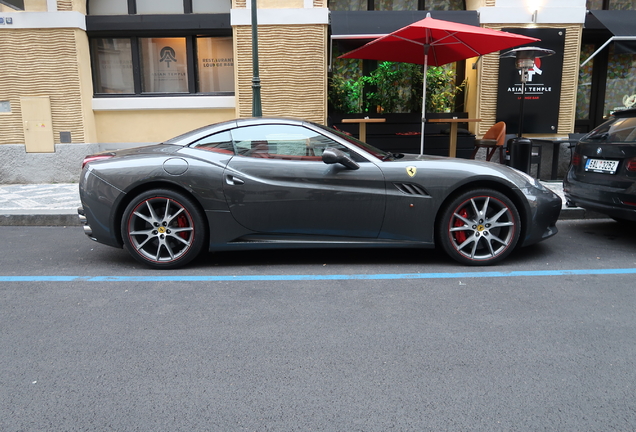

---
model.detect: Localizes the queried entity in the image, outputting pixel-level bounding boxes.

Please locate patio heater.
[500,46,554,174]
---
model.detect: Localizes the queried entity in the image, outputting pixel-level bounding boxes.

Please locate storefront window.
[330,0,368,10]
[197,37,235,92]
[136,0,184,14]
[426,0,464,10]
[140,38,189,93]
[92,38,135,94]
[92,36,235,95]
[609,0,636,9]
[604,44,636,116]
[576,45,594,120]
[375,0,418,10]
[88,0,128,15]
[329,0,464,10]
[2,0,24,10]
[192,0,232,13]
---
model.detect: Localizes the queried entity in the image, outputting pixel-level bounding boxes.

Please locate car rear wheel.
[121,189,206,269]
[438,189,520,266]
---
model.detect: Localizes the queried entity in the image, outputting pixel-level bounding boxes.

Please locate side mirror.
[322,148,360,170]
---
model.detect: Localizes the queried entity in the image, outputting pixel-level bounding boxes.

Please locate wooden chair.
[471,122,506,163]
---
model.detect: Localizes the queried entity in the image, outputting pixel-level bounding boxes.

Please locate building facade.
[0,0,633,183]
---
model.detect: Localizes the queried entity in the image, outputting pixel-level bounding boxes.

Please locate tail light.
[571,150,581,167]
[81,153,114,170]
[626,157,636,172]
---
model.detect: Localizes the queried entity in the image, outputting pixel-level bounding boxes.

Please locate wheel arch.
[433,179,529,248]
[113,181,209,248]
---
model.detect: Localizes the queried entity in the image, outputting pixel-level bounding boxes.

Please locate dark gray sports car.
[78,117,561,269]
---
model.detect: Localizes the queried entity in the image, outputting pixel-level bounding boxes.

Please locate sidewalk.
[0,181,599,227]
[0,184,81,226]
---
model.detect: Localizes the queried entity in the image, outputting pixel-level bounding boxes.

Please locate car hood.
[384,153,539,190]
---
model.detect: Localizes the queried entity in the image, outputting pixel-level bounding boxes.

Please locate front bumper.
[520,186,561,247]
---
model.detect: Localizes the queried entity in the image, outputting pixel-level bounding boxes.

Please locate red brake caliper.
[454,208,469,244]
[177,214,189,240]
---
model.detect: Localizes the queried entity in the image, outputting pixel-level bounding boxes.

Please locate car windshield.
[583,116,636,143]
[312,122,396,161]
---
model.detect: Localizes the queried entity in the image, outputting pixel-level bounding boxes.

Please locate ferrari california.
[78,117,561,269]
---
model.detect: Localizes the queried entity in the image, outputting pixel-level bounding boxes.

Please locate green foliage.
[364,62,424,113]
[328,60,466,114]
[425,66,467,113]
[328,74,365,114]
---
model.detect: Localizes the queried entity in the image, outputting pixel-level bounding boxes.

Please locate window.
[191,131,235,154]
[87,0,234,97]
[375,0,419,10]
[91,36,234,96]
[88,0,231,15]
[1,0,24,10]
[231,125,352,160]
[88,0,128,15]
[576,45,594,121]
[92,38,135,94]
[197,37,234,93]
[136,0,183,14]
[583,116,636,142]
[604,45,636,116]
[328,0,464,11]
[192,0,231,13]
[140,37,189,93]
[586,0,636,9]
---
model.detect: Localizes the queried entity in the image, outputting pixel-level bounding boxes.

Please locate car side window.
[191,131,235,154]
[231,124,354,161]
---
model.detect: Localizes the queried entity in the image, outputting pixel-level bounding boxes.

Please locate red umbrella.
[339,14,539,155]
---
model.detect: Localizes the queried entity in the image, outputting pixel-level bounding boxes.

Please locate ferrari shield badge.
[406,166,417,178]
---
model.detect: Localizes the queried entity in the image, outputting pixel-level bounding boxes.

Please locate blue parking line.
[1,268,636,282]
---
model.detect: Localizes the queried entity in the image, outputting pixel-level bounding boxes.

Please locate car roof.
[612,108,636,118]
[164,117,307,146]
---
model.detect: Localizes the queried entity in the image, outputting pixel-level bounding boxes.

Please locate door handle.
[225,175,245,186]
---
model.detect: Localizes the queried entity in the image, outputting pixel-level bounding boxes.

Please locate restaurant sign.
[496,28,565,135]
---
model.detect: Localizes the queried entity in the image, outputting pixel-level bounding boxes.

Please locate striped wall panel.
[234,24,327,123]
[0,29,85,145]
[56,0,73,11]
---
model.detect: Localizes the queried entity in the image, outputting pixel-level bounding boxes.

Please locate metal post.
[518,70,526,138]
[251,0,262,117]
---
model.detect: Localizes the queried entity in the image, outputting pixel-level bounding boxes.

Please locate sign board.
[496,28,565,135]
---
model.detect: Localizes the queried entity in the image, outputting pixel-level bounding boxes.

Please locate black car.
[78,117,561,269]
[564,109,636,222]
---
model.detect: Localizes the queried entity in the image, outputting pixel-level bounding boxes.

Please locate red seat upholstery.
[250,140,270,158]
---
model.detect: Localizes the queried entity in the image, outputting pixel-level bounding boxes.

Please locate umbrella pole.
[420,46,429,156]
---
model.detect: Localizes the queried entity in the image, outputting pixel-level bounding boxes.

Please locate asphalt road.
[1,220,635,431]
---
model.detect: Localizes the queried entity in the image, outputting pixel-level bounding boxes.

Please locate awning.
[581,10,636,67]
[331,10,479,40]
[330,10,480,65]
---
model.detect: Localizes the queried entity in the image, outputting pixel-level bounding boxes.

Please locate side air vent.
[394,183,429,196]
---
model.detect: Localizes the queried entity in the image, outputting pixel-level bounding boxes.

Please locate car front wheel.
[438,189,520,266]
[121,189,206,269]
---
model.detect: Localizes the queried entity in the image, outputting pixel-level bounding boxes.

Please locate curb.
[0,210,81,227]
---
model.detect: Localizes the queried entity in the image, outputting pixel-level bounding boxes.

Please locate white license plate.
[585,158,619,174]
